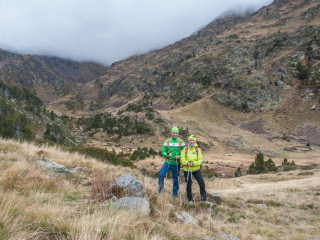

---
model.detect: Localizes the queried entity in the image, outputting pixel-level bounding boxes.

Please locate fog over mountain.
[0,0,272,65]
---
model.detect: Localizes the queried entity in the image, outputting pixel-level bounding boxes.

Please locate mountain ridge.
[59,0,319,114]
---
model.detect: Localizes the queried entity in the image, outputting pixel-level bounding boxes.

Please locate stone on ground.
[113,197,150,216]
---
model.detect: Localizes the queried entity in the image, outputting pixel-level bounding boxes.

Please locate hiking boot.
[158,186,164,195]
[188,200,194,204]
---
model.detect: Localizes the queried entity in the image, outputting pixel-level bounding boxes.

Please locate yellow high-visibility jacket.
[181,145,203,172]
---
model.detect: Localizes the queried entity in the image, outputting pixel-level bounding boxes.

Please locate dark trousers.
[184,170,206,201]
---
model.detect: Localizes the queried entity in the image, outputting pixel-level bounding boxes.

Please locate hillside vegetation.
[0,80,82,146]
[0,138,319,240]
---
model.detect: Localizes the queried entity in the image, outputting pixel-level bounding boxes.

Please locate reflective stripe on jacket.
[162,137,185,165]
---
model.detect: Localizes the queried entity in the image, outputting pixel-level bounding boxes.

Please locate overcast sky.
[0,0,272,65]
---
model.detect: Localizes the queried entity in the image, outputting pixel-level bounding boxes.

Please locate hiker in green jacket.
[158,127,185,197]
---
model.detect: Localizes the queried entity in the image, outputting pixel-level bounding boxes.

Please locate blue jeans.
[158,162,180,197]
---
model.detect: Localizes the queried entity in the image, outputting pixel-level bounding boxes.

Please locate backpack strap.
[185,146,198,162]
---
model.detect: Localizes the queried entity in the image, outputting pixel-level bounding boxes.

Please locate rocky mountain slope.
[66,0,319,113]
[0,49,107,104]
[46,0,320,158]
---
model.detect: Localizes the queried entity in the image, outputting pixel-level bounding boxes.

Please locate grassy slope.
[0,138,319,240]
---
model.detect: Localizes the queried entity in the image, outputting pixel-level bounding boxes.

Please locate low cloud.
[0,0,272,65]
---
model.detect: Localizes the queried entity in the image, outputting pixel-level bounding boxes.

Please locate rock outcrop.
[112,173,147,197]
[113,197,150,216]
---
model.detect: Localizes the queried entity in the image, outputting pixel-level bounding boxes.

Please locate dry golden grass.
[0,138,320,240]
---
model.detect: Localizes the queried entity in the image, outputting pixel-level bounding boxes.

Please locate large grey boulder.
[112,173,147,197]
[174,211,198,225]
[36,160,81,177]
[113,197,150,216]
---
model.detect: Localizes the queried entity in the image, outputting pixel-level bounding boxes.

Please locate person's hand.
[174,154,180,160]
[188,161,194,167]
[168,152,173,157]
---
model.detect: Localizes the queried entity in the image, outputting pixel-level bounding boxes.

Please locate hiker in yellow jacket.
[181,135,207,202]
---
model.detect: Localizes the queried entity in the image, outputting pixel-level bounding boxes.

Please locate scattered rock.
[277,217,290,223]
[208,193,223,205]
[112,173,147,197]
[311,105,316,110]
[284,147,294,152]
[256,204,267,208]
[174,211,198,225]
[210,136,220,142]
[36,160,81,177]
[251,149,279,157]
[195,214,205,221]
[113,197,150,216]
[239,118,266,135]
[216,232,241,240]
[239,203,245,209]
[197,127,206,133]
[201,237,216,240]
[201,201,215,208]
[210,176,217,181]
[111,196,118,202]
[74,166,84,172]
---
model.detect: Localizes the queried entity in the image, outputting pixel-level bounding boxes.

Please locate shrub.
[241,102,249,112]
[265,158,277,172]
[146,112,154,120]
[248,153,277,174]
[201,168,217,178]
[296,62,310,81]
[281,158,297,171]
[69,147,134,168]
[90,173,124,202]
[235,167,242,177]
[130,147,151,160]
[79,113,153,136]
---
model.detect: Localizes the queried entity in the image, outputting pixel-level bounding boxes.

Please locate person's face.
[172,132,178,139]
[189,139,195,146]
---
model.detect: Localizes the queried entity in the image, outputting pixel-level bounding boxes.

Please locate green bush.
[235,167,242,177]
[248,153,277,174]
[78,113,153,137]
[130,147,156,160]
[281,158,297,171]
[146,112,154,120]
[201,168,217,178]
[296,62,310,81]
[70,146,134,168]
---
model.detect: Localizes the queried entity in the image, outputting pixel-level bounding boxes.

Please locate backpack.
[185,146,198,160]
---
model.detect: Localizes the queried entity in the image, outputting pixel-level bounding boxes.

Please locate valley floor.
[0,138,319,240]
